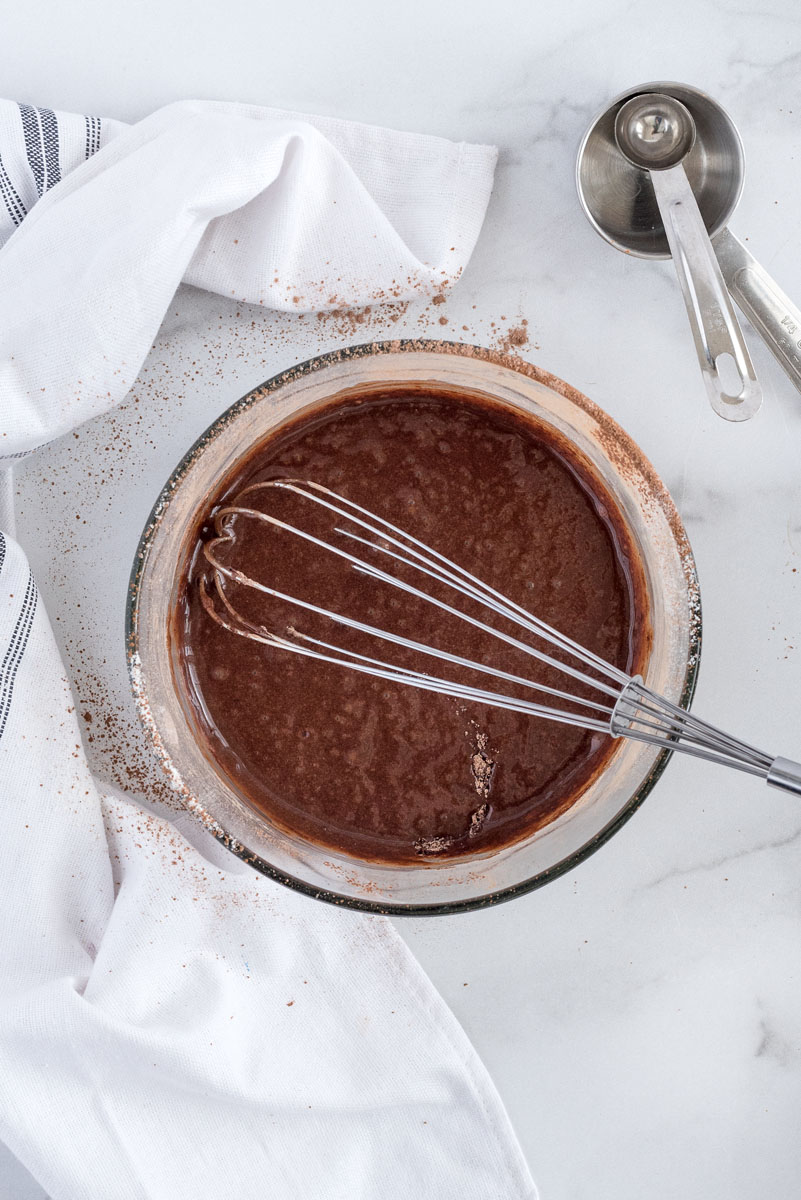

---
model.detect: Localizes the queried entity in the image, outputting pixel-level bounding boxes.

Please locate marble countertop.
[2,1,801,1196]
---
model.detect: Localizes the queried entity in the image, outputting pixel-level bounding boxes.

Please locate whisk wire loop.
[200,479,800,794]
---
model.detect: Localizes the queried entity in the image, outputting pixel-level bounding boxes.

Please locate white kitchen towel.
[0,98,496,458]
[0,100,537,1199]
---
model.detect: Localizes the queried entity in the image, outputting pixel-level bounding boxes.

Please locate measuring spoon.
[614,92,760,420]
[577,81,801,412]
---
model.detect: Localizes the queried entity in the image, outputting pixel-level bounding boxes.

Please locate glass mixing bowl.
[126,341,700,914]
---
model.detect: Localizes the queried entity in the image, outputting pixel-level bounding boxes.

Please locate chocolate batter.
[175,386,649,864]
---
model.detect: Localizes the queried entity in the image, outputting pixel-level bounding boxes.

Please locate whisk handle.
[766,757,801,796]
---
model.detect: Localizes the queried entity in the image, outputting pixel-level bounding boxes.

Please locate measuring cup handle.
[713,227,801,396]
[651,166,762,422]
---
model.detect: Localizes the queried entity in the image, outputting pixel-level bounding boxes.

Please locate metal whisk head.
[200,479,801,795]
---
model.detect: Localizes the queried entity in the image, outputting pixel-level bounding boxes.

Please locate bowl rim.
[126,338,701,916]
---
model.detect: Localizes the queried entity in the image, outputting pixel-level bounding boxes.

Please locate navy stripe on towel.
[84,115,102,159]
[0,536,38,743]
[19,103,61,197]
[0,151,27,226]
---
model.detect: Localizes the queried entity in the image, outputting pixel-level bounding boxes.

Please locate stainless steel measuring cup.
[576,81,801,404]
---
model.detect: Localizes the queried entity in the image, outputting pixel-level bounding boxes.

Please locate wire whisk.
[199,479,801,796]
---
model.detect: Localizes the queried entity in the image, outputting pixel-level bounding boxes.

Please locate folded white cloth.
[0,98,495,458]
[0,99,537,1199]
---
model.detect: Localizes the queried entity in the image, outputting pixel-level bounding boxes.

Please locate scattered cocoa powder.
[414,834,456,856]
[468,803,490,838]
[470,731,496,798]
[496,324,529,354]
